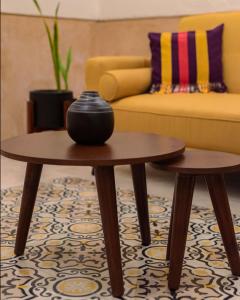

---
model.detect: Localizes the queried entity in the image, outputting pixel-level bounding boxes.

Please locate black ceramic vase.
[66,91,114,145]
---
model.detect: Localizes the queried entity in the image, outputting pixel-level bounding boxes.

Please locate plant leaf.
[46,23,60,90]
[53,20,61,90]
[59,48,72,90]
[59,60,68,89]
[33,0,42,14]
[66,48,72,74]
[32,0,62,90]
[60,60,66,78]
[55,2,60,18]
[44,23,53,50]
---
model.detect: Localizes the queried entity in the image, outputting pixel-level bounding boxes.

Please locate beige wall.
[1,14,95,139]
[2,0,240,19]
[93,18,179,56]
[1,13,179,139]
[100,0,240,19]
[2,0,100,20]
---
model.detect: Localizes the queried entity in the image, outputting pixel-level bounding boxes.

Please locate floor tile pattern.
[1,177,240,299]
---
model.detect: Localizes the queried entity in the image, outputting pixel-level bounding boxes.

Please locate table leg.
[95,166,124,298]
[168,174,195,291]
[205,174,240,275]
[15,163,43,256]
[131,163,151,246]
[166,178,177,261]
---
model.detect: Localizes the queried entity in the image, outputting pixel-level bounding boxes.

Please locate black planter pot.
[67,91,114,145]
[30,90,73,129]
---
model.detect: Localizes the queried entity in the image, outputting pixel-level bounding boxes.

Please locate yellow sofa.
[85,12,240,154]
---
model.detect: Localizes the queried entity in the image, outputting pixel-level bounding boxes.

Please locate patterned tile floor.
[1,177,240,299]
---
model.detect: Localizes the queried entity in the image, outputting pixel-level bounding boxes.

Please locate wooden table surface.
[1,131,185,166]
[159,149,240,174]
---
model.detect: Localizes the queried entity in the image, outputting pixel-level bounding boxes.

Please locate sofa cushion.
[111,94,240,154]
[111,93,240,122]
[149,25,226,94]
[85,56,150,90]
[99,68,151,102]
[179,12,240,94]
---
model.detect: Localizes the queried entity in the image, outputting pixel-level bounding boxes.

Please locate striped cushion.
[148,24,227,94]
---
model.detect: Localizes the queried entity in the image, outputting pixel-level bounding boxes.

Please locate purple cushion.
[148,24,227,94]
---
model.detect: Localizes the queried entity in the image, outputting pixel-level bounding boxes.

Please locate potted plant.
[29,0,73,130]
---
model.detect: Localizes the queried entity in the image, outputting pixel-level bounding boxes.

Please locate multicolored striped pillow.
[148,24,227,94]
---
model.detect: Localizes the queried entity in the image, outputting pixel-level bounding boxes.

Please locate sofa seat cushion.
[111,93,240,122]
[111,93,240,154]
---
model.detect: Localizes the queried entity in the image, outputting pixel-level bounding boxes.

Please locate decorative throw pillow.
[148,24,227,94]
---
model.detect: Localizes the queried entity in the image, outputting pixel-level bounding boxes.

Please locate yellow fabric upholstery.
[99,68,151,102]
[111,93,240,154]
[85,56,150,91]
[85,12,240,154]
[179,12,240,93]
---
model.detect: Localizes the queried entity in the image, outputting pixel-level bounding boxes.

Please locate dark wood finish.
[205,174,240,275]
[27,99,72,133]
[63,100,73,129]
[15,163,43,256]
[159,150,240,174]
[1,131,186,298]
[95,166,124,297]
[161,149,240,291]
[166,182,177,261]
[1,131,185,166]
[168,174,195,290]
[27,101,34,134]
[131,164,151,246]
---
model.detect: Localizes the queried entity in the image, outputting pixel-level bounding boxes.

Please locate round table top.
[159,149,240,174]
[1,131,185,166]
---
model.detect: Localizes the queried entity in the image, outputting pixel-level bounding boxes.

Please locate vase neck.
[81,91,99,98]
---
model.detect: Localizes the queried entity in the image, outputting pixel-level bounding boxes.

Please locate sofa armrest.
[99,68,151,102]
[85,56,150,91]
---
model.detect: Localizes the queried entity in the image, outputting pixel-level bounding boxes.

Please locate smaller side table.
[159,149,240,291]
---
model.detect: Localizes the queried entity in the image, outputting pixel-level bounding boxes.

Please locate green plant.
[33,0,72,91]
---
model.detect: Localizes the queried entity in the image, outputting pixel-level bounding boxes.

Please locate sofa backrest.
[179,12,240,94]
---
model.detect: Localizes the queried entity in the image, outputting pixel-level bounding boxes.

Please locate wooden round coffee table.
[1,131,185,297]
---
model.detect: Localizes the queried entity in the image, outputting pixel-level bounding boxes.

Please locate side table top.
[159,149,240,174]
[1,131,185,166]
